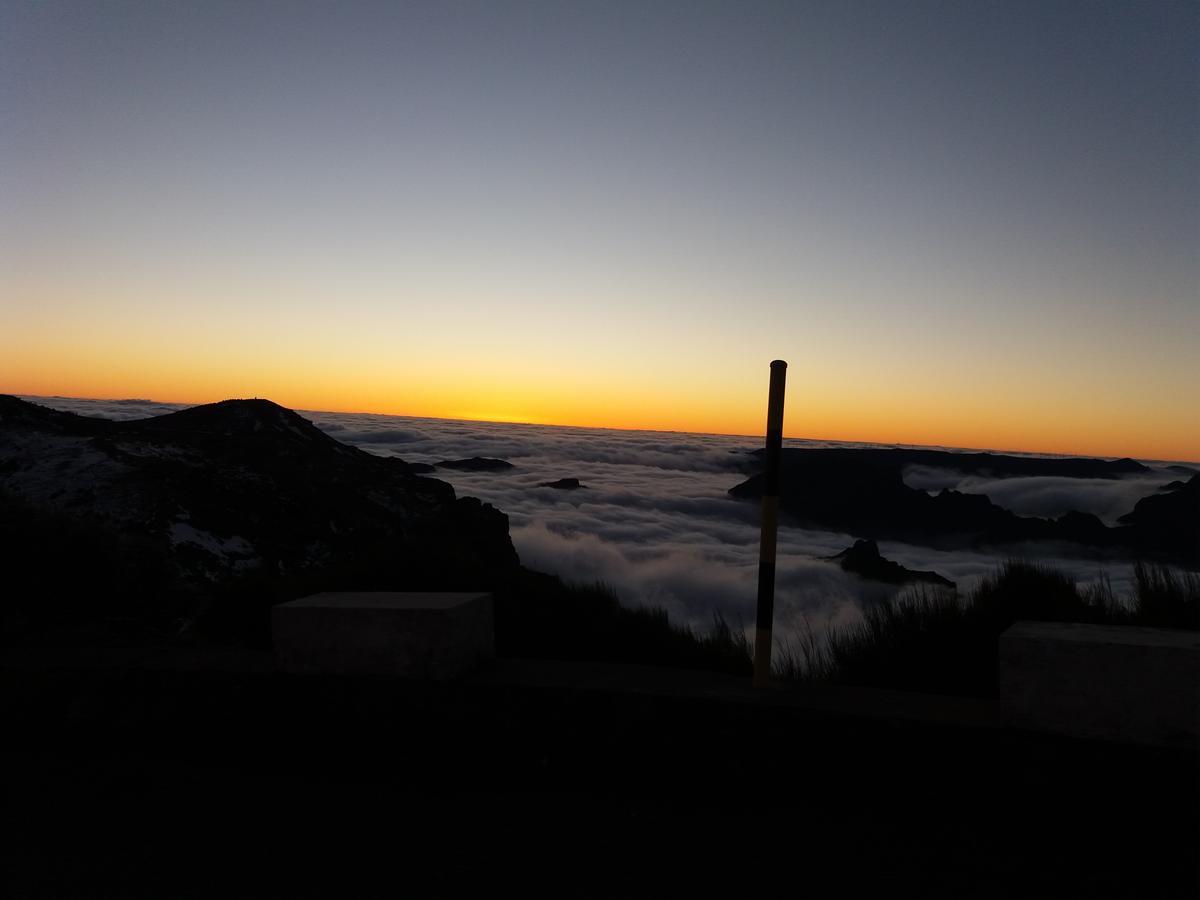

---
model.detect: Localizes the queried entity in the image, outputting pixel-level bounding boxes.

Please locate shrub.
[778,559,1199,696]
[493,568,752,675]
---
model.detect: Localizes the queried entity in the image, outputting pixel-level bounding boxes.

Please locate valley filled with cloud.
[34,396,1185,642]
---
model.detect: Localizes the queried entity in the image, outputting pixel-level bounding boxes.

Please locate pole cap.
[770,359,788,369]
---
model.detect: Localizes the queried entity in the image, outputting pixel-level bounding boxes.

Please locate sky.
[2,1,1197,460]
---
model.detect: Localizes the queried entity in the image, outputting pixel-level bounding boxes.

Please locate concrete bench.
[999,621,1199,748]
[272,592,493,680]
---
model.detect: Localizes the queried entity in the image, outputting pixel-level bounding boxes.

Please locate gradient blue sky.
[2,1,1197,458]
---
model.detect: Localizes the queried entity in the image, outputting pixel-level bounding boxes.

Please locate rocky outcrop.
[0,396,519,638]
[729,449,1030,545]
[830,540,954,588]
[729,448,1196,564]
[1117,474,1199,565]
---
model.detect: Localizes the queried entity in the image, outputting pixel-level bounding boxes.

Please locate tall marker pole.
[754,359,787,688]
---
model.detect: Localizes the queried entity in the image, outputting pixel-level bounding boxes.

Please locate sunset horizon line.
[11,389,1198,467]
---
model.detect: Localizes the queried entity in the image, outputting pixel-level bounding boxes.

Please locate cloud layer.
[25,396,1177,642]
[902,465,1178,525]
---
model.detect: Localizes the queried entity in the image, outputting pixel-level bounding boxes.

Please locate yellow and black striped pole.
[753,359,787,688]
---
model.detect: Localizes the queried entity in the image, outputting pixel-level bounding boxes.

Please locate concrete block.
[999,621,1199,748]
[272,592,493,679]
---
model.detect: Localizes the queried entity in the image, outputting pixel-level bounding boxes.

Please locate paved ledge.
[1000,621,1200,749]
[476,658,1002,730]
[2,647,1000,732]
[272,591,494,679]
[0,646,275,673]
[1002,620,1200,649]
[3,647,1192,897]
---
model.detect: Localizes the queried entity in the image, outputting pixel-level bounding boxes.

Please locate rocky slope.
[1117,474,1199,563]
[0,395,518,639]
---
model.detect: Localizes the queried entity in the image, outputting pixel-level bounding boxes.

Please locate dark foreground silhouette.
[2,652,1195,896]
[0,395,516,642]
[1,395,1196,894]
[0,395,746,673]
[786,559,1199,696]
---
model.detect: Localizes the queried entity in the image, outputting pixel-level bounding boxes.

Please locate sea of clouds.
[30,395,1186,643]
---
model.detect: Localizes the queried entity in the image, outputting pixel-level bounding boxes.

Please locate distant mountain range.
[742,446,1159,479]
[729,447,1197,565]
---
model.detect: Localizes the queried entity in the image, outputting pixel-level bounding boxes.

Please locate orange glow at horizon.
[5,359,1197,464]
[4,2,1198,475]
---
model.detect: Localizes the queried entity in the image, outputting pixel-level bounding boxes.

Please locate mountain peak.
[137,398,332,444]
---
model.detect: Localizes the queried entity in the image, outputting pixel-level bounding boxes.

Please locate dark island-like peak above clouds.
[436,457,515,471]
[539,478,587,490]
[830,539,955,589]
[729,447,1197,566]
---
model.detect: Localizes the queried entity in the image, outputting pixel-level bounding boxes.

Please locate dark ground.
[2,654,1196,898]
